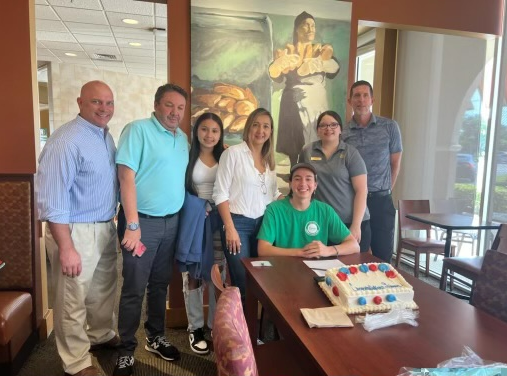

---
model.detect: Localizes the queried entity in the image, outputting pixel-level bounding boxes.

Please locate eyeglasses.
[259,173,267,195]
[317,122,340,129]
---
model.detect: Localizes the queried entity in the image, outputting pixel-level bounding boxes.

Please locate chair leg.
[425,252,430,277]
[259,307,264,341]
[414,253,420,278]
[456,233,464,257]
[395,246,402,267]
[440,266,448,291]
[449,271,454,291]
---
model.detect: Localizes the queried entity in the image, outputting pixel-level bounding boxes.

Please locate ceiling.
[35,0,168,80]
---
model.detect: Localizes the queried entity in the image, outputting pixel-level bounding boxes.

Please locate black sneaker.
[112,355,134,376]
[145,336,180,361]
[189,328,209,355]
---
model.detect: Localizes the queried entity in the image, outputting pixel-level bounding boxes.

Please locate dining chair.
[396,199,455,278]
[471,249,507,323]
[211,263,274,341]
[211,263,227,301]
[440,223,507,300]
[213,286,303,376]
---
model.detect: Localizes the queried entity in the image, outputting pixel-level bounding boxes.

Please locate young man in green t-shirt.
[258,163,359,257]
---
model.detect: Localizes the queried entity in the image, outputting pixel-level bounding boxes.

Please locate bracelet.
[333,245,339,256]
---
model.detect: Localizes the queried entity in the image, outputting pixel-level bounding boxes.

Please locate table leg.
[245,273,257,348]
[444,229,453,257]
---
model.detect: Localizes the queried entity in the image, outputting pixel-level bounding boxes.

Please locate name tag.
[311,157,322,161]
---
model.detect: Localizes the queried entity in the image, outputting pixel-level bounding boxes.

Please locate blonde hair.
[242,108,276,170]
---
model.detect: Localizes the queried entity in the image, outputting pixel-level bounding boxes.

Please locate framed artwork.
[191,0,351,188]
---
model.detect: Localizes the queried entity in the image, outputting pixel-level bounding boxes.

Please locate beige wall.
[49,63,166,143]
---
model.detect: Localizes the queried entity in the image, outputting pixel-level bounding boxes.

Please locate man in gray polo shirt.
[342,80,402,263]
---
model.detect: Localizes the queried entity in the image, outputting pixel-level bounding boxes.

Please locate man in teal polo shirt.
[113,83,189,376]
[258,163,359,257]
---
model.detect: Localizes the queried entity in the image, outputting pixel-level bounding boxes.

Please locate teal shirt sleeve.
[116,122,142,173]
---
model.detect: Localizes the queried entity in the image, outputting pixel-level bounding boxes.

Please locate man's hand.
[59,245,82,277]
[121,228,141,253]
[302,240,329,258]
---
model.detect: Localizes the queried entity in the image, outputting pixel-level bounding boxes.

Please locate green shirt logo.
[305,221,320,236]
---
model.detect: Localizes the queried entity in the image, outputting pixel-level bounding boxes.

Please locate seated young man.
[258,163,359,257]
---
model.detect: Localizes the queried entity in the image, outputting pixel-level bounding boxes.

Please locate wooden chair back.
[211,263,226,301]
[398,199,432,238]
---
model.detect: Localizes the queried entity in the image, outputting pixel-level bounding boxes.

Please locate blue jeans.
[221,214,263,306]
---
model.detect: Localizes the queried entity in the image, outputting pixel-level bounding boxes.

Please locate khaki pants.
[46,221,118,374]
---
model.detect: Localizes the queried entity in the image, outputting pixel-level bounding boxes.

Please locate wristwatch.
[126,222,140,231]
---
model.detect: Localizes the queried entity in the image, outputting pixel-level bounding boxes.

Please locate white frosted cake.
[320,263,418,314]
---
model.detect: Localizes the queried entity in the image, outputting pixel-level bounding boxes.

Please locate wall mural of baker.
[191,0,351,188]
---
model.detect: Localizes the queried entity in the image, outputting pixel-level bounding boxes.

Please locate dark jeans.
[117,207,179,354]
[344,220,371,252]
[367,194,396,263]
[221,214,263,306]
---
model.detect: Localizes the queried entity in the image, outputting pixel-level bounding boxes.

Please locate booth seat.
[0,178,42,375]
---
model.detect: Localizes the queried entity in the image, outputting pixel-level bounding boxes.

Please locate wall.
[49,64,166,144]
[346,0,504,119]
[393,31,488,202]
[0,0,37,174]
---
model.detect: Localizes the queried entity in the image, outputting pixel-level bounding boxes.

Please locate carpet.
[17,327,217,376]
[18,255,217,376]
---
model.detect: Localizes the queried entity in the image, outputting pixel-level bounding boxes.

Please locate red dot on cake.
[385,270,396,278]
[338,272,348,281]
[373,296,382,304]
[332,286,339,296]
[369,264,378,271]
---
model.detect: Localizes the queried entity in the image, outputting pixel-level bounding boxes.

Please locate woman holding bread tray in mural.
[269,11,340,167]
[213,108,282,306]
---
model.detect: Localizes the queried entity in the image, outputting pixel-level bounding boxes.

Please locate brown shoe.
[64,365,101,376]
[89,334,121,351]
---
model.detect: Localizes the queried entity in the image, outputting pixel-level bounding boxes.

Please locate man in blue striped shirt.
[36,80,119,376]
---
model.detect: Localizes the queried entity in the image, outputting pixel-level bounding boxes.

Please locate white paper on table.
[301,306,354,328]
[303,259,345,276]
[251,260,273,267]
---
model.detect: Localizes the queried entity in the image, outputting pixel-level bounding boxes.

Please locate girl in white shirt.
[182,113,225,355]
[213,108,282,304]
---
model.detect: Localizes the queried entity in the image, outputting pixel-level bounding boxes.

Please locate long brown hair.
[242,108,276,170]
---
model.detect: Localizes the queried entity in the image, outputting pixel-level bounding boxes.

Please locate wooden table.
[243,253,507,376]
[406,213,499,257]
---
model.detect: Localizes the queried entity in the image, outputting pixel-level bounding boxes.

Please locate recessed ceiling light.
[122,18,139,25]
[129,42,142,47]
[65,52,77,57]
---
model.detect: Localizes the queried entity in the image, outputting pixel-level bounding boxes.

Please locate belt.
[94,218,113,223]
[367,189,392,198]
[138,212,176,219]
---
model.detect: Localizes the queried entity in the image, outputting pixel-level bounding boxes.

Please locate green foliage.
[458,115,480,156]
[454,182,507,214]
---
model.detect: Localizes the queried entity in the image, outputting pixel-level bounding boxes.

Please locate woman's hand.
[349,223,362,244]
[225,226,242,255]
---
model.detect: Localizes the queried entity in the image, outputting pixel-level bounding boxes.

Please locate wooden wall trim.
[168,0,191,138]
